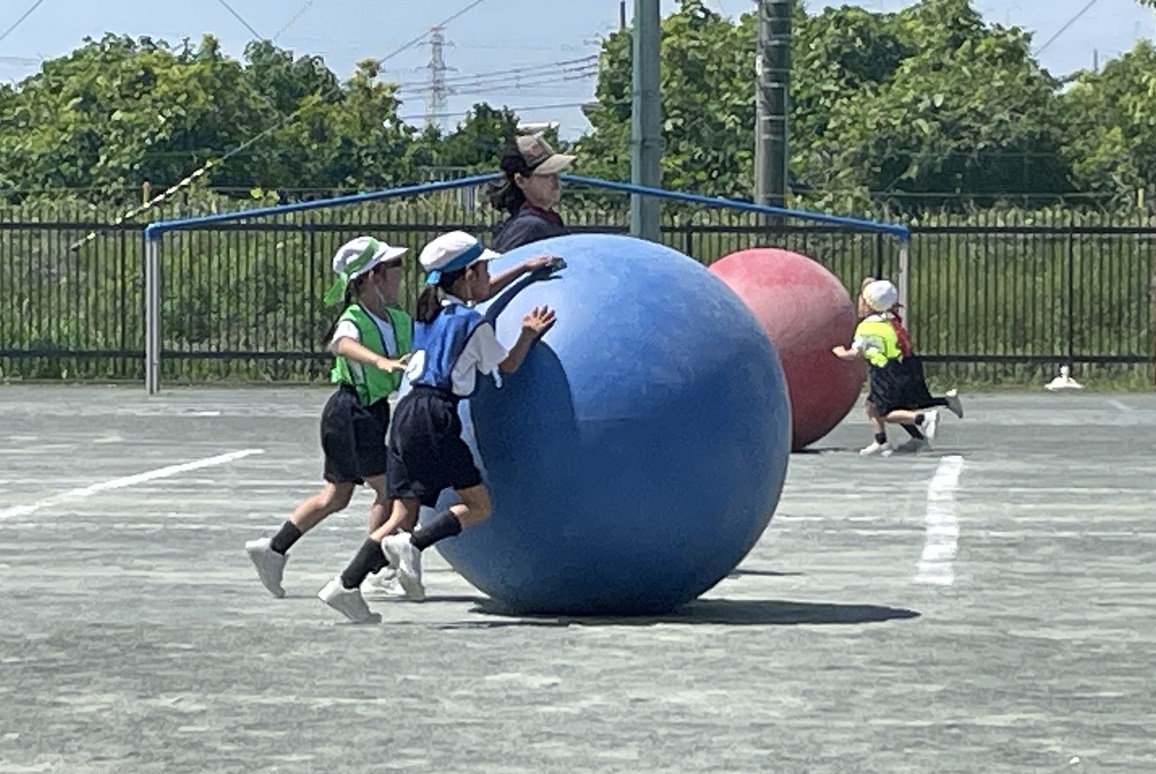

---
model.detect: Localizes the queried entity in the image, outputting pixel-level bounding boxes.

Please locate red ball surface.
[709,248,866,451]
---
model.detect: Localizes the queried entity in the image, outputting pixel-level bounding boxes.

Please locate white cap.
[324,236,407,304]
[419,230,500,285]
[332,236,407,277]
[862,279,899,313]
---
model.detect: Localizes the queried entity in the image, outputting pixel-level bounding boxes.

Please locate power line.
[399,99,594,122]
[272,0,315,42]
[215,0,319,45]
[396,64,598,97]
[403,54,598,89]
[0,0,47,47]
[215,0,264,41]
[1033,0,1102,57]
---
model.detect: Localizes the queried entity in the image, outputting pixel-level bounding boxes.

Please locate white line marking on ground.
[1107,399,1132,412]
[914,455,964,586]
[0,449,264,520]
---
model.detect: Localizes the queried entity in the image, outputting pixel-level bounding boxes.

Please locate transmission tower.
[425,25,456,131]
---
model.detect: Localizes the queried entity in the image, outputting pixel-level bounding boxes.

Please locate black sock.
[269,522,303,555]
[914,413,925,426]
[340,538,387,590]
[930,397,949,407]
[874,431,888,445]
[411,511,463,551]
[368,547,390,575]
[903,425,925,440]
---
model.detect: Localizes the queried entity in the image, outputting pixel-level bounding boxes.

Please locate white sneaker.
[859,440,892,457]
[318,577,381,624]
[244,537,287,598]
[944,389,964,419]
[381,533,426,602]
[362,568,406,600]
[921,410,940,442]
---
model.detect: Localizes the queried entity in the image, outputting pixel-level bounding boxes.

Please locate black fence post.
[874,232,884,280]
[1066,221,1075,371]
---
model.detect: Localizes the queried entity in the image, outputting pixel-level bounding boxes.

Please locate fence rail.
[2,200,1153,389]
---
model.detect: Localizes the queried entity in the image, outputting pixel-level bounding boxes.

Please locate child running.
[832,278,963,457]
[244,236,411,598]
[318,230,558,623]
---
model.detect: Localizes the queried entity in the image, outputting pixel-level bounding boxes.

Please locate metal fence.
[2,192,1153,389]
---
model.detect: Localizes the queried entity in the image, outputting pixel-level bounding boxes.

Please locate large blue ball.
[430,233,791,615]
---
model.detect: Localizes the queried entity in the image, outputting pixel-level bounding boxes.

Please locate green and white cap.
[324,236,408,305]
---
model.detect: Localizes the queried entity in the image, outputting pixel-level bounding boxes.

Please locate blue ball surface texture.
[430,233,791,615]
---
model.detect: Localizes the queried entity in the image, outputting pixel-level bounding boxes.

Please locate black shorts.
[386,386,483,507]
[321,385,390,485]
[868,355,935,415]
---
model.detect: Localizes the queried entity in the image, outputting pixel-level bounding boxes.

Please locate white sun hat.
[324,236,408,305]
[419,230,500,286]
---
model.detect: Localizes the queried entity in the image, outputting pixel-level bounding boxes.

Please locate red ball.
[709,248,866,451]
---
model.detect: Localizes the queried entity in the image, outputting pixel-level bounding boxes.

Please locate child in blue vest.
[318,230,559,623]
[245,236,411,598]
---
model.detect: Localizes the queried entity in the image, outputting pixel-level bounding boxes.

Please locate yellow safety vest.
[853,316,903,369]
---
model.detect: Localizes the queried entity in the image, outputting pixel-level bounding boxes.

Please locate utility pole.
[754,0,791,209]
[426,25,453,131]
[630,0,662,242]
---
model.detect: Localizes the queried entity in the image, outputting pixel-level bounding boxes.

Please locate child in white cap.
[833,278,963,456]
[318,230,560,623]
[245,236,411,598]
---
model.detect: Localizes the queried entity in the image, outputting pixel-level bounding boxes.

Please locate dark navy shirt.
[491,204,568,252]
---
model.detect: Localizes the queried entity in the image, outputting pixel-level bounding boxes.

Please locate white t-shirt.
[403,295,510,397]
[329,308,401,386]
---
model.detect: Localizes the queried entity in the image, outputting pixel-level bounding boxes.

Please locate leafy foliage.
[3,1,1155,388]
[581,0,1155,212]
[1061,40,1156,197]
[1,0,1155,215]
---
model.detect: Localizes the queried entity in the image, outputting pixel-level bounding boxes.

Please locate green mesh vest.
[330,304,413,405]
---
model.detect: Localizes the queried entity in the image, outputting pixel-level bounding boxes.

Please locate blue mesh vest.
[409,304,486,395]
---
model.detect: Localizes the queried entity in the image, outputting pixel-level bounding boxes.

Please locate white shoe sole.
[382,538,426,602]
[318,580,382,624]
[245,541,286,598]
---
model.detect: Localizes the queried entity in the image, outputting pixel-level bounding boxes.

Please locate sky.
[0,0,1152,141]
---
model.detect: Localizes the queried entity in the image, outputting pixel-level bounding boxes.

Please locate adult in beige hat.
[487,133,576,252]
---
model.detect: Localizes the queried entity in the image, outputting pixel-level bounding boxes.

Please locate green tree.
[577,0,1075,210]
[578,0,755,197]
[405,103,523,172]
[0,36,428,200]
[242,39,341,117]
[1060,40,1156,199]
[840,0,1073,206]
[253,58,417,192]
[0,34,270,198]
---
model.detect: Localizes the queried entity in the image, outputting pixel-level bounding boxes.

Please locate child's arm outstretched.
[831,344,863,362]
[499,306,556,373]
[331,337,410,373]
[485,256,563,300]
